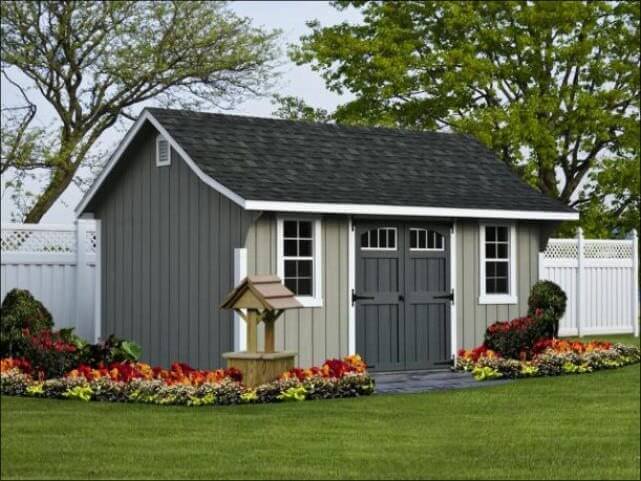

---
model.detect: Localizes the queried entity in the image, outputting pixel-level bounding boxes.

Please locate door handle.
[434,289,455,302]
[351,289,375,305]
[398,294,405,302]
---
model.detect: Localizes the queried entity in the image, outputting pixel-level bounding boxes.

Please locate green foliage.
[528,280,568,337]
[76,335,142,367]
[290,1,640,230]
[272,95,331,122]
[0,289,53,357]
[472,366,502,381]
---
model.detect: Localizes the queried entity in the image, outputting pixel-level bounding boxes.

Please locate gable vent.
[156,136,170,167]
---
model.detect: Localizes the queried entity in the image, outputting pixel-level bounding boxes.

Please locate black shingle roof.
[147,108,574,214]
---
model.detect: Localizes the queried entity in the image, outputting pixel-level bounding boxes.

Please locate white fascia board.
[74,110,245,216]
[243,200,579,222]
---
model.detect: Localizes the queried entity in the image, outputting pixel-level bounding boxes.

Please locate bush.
[528,280,567,337]
[483,314,548,360]
[1,289,54,357]
[75,334,142,367]
[23,329,79,379]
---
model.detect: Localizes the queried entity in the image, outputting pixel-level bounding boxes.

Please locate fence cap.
[220,275,303,311]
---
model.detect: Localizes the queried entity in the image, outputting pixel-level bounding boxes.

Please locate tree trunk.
[23,168,76,223]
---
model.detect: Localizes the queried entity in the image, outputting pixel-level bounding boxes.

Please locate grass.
[1,335,639,480]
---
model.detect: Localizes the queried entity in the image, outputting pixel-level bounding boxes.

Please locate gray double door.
[355,221,452,371]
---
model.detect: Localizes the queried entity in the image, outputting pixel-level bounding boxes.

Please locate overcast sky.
[0,1,361,224]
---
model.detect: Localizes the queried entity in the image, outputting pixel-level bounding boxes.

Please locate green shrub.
[528,281,567,337]
[1,289,53,357]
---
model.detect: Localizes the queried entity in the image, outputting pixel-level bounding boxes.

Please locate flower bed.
[455,339,640,381]
[0,355,374,406]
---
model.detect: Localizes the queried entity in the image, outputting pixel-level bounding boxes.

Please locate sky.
[0,1,361,224]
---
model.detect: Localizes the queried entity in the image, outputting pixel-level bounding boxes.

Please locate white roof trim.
[243,200,579,221]
[76,110,579,222]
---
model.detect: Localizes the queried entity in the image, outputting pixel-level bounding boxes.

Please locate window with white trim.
[156,135,170,167]
[410,228,444,251]
[360,227,397,250]
[277,217,322,307]
[479,224,517,304]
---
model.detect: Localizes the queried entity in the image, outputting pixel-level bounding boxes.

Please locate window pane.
[486,278,496,294]
[497,243,508,259]
[361,232,369,248]
[496,278,508,293]
[486,226,496,242]
[410,230,417,249]
[298,278,312,296]
[284,277,297,294]
[284,239,297,256]
[284,260,297,277]
[284,221,297,238]
[486,261,496,277]
[497,226,508,242]
[297,260,312,278]
[436,233,443,249]
[299,239,312,257]
[419,229,427,249]
[495,262,508,278]
[370,229,378,248]
[486,244,496,259]
[379,230,387,248]
[299,221,312,238]
[388,229,396,248]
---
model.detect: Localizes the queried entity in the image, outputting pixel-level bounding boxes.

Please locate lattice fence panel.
[543,240,578,259]
[583,241,633,259]
[85,230,97,254]
[1,228,76,253]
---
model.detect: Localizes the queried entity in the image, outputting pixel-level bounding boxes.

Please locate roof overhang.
[76,109,579,222]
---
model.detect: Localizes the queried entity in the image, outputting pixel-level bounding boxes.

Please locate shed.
[76,108,578,371]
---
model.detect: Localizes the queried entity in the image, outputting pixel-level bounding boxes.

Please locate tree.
[289,1,640,213]
[1,1,279,222]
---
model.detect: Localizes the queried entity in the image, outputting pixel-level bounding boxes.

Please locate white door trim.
[348,216,356,355]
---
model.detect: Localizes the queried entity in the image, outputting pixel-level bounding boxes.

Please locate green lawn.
[2,335,640,480]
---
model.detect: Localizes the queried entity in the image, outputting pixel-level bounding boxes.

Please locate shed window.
[361,228,397,250]
[156,136,170,167]
[277,217,322,307]
[479,224,517,304]
[410,228,444,251]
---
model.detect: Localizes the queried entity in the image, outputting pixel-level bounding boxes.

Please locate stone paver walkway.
[372,370,510,394]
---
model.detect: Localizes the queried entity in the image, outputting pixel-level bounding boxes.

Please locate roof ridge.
[144,107,463,139]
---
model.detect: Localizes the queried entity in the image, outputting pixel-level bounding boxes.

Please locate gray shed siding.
[244,214,350,367]
[456,221,541,349]
[93,126,257,369]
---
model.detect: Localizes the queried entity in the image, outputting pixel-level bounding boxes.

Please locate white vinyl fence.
[1,221,98,341]
[539,229,639,337]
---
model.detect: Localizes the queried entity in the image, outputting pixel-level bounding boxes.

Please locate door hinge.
[434,289,454,303]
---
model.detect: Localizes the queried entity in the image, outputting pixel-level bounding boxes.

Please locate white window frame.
[479,223,518,305]
[276,215,323,308]
[360,227,398,251]
[156,135,171,167]
[409,228,445,251]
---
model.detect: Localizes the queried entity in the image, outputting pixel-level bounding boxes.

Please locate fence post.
[75,219,89,339]
[576,228,584,337]
[631,229,639,337]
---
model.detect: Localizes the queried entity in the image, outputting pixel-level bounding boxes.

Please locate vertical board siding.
[246,214,349,367]
[94,127,256,368]
[456,221,541,349]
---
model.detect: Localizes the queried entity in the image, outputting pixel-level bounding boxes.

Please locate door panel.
[355,221,451,371]
[355,223,404,371]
